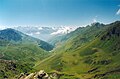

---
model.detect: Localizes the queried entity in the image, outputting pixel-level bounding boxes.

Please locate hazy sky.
[0,0,120,27]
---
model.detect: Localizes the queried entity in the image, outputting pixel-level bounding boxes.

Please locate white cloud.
[35,32,40,35]
[27,33,33,36]
[0,26,6,30]
[92,16,98,23]
[116,9,120,15]
[38,27,43,30]
[93,18,97,23]
[50,26,77,35]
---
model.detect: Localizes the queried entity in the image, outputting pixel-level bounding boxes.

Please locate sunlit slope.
[34,21,120,79]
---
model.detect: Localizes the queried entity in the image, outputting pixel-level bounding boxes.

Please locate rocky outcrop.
[18,70,60,79]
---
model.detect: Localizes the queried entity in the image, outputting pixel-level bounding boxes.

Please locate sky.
[0,0,120,28]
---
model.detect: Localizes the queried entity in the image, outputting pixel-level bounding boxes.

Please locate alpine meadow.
[0,0,120,79]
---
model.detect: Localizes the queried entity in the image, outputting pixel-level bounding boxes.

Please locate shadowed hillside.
[0,29,54,79]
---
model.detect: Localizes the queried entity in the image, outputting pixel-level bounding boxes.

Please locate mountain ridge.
[34,21,120,79]
[0,28,54,51]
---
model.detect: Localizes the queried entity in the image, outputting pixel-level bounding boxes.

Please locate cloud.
[116,9,120,15]
[35,32,40,35]
[93,16,98,23]
[93,18,97,23]
[0,26,6,30]
[50,26,77,35]
[27,33,33,36]
[38,27,43,30]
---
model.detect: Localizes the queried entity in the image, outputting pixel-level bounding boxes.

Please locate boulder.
[34,70,50,79]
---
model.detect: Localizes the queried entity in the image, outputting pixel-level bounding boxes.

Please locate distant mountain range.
[13,26,78,41]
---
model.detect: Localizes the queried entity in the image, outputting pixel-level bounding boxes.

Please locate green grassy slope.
[0,40,51,79]
[34,21,120,79]
[0,28,54,79]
